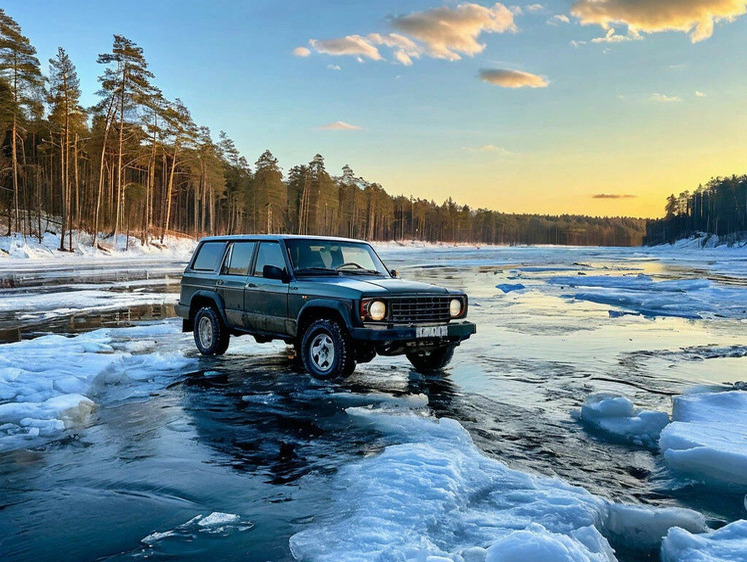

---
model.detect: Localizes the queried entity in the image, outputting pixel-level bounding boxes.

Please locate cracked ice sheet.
[0,320,196,451]
[544,274,747,320]
[290,407,708,561]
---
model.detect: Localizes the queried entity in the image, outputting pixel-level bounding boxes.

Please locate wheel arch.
[189,291,230,327]
[296,299,354,340]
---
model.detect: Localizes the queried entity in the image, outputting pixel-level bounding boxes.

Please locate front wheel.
[301,319,356,379]
[406,345,455,372]
[194,306,230,355]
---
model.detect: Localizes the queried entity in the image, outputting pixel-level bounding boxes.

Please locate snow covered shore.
[0,231,197,262]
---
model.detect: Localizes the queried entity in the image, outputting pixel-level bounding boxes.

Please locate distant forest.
[0,10,697,249]
[645,175,747,245]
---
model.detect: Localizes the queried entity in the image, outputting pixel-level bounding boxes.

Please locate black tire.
[300,319,356,379]
[193,306,230,356]
[406,345,455,372]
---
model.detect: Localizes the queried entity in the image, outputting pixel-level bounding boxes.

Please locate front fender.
[296,298,356,335]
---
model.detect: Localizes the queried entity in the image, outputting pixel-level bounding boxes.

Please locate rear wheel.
[301,319,356,379]
[194,306,230,355]
[406,345,455,372]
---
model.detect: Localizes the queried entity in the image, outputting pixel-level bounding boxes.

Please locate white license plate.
[415,325,448,338]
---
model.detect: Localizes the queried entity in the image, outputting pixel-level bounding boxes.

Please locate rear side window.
[222,242,256,276]
[253,242,286,277]
[191,242,226,271]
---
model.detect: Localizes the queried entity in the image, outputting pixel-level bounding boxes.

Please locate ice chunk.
[496,283,526,293]
[577,394,670,448]
[198,512,241,527]
[290,409,706,561]
[484,524,615,561]
[659,391,747,489]
[661,519,747,562]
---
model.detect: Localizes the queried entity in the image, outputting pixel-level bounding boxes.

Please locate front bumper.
[350,321,476,343]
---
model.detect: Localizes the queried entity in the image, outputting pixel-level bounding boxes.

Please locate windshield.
[285,239,389,276]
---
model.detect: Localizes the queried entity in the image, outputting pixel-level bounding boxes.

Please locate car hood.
[299,276,451,296]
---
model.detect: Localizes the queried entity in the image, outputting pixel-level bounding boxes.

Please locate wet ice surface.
[0,245,746,561]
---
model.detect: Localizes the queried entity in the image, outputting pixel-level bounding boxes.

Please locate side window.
[253,242,286,277]
[192,242,226,271]
[222,242,256,276]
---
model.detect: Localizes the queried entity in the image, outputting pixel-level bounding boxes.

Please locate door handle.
[246,283,257,288]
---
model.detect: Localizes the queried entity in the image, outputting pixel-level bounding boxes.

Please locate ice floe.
[290,407,707,561]
[661,519,747,562]
[0,321,195,451]
[659,390,747,490]
[574,394,670,448]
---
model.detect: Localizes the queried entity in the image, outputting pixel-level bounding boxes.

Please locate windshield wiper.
[339,268,383,276]
[294,267,340,276]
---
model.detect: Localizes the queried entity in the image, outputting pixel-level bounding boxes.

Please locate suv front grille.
[389,296,451,324]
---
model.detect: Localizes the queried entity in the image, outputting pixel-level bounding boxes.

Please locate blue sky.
[8,0,747,217]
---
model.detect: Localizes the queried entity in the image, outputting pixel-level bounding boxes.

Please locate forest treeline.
[644,175,747,245]
[0,10,648,248]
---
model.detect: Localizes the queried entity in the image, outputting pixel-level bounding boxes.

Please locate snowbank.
[661,519,747,562]
[659,391,747,490]
[575,394,670,448]
[290,406,707,561]
[0,231,196,262]
[0,321,195,451]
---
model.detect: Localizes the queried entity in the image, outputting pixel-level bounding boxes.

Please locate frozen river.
[0,244,745,561]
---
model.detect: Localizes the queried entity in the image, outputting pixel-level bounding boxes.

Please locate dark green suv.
[176,235,476,378]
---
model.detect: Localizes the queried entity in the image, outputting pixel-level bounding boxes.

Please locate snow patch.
[575,394,670,448]
[659,391,747,489]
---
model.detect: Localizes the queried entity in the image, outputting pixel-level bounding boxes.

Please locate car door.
[217,241,256,327]
[244,241,290,334]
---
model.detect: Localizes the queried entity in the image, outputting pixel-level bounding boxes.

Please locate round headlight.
[368,300,386,321]
[449,298,463,318]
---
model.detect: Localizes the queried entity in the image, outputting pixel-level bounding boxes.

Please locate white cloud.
[591,27,640,43]
[462,144,515,155]
[526,4,545,12]
[548,14,570,25]
[327,64,341,71]
[480,68,548,88]
[571,0,747,43]
[318,121,363,131]
[368,32,422,66]
[391,3,516,61]
[649,93,682,102]
[695,90,707,97]
[293,47,311,57]
[309,35,382,61]
[570,39,588,47]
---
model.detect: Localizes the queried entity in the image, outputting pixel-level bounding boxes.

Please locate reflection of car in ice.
[176,235,476,378]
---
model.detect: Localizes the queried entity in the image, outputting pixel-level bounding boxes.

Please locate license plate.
[415,325,448,338]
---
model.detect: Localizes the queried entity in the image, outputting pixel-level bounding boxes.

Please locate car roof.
[198,234,371,244]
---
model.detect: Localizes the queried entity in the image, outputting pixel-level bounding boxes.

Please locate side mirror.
[264,264,289,282]
[390,269,400,278]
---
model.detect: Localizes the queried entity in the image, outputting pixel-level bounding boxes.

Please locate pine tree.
[0,8,43,235]
[48,47,85,250]
[254,150,285,233]
[96,35,155,243]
